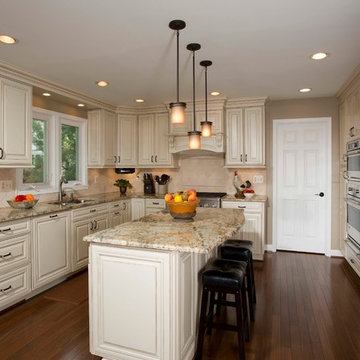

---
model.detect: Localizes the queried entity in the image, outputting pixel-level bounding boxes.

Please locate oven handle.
[347,149,360,156]
[347,198,360,210]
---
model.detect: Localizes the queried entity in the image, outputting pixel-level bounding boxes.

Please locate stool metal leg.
[195,287,209,360]
[235,290,246,360]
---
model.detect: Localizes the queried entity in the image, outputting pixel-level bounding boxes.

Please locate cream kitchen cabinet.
[32,212,71,289]
[0,219,31,311]
[225,106,265,167]
[0,77,32,167]
[109,200,131,227]
[131,198,145,220]
[145,198,166,215]
[138,112,173,167]
[72,204,109,271]
[88,109,117,167]
[117,114,137,166]
[221,201,265,260]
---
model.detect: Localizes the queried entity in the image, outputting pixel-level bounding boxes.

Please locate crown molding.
[0,60,117,111]
[225,97,268,108]
[336,63,360,102]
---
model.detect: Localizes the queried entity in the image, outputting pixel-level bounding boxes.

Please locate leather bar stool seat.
[220,239,257,321]
[195,258,249,360]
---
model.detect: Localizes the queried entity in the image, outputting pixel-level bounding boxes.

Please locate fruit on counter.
[243,189,255,194]
[164,190,198,203]
[14,194,35,202]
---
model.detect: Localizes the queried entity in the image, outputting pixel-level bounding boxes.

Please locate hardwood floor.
[0,252,359,360]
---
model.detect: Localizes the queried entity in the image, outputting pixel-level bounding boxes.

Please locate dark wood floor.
[1,252,360,360]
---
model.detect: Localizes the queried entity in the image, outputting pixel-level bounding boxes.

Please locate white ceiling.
[1,0,360,107]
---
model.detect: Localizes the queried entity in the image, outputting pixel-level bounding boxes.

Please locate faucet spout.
[59,178,68,203]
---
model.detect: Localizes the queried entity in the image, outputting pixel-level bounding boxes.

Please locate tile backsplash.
[0,155,267,206]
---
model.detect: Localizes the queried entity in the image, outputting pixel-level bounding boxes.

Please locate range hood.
[168,133,225,154]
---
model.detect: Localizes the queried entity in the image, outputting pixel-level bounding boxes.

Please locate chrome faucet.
[59,178,68,203]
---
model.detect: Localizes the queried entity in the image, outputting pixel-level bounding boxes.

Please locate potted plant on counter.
[114,179,133,196]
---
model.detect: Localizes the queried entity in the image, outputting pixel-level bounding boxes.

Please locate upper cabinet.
[0,77,32,167]
[225,98,266,167]
[138,111,174,167]
[88,109,117,168]
[117,114,137,167]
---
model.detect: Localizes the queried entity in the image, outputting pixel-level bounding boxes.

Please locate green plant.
[114,179,133,188]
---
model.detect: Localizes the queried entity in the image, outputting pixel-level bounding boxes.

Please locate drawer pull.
[0,252,12,258]
[49,214,58,218]
[0,227,12,233]
[90,209,96,213]
[152,202,160,205]
[237,206,246,209]
[0,285,12,293]
[114,212,120,215]
[113,204,120,207]
[350,259,355,264]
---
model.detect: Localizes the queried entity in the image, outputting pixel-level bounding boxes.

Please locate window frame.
[16,107,88,194]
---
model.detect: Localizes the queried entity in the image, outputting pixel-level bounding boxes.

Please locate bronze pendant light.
[187,43,202,149]
[169,20,187,125]
[200,60,213,137]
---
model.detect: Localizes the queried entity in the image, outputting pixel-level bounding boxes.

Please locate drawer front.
[0,233,30,271]
[345,241,360,276]
[221,201,262,211]
[0,220,31,240]
[109,201,130,211]
[145,199,165,209]
[0,266,31,311]
[72,204,108,221]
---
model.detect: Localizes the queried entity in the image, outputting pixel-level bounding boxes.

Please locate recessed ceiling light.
[96,80,109,87]
[311,52,328,60]
[299,88,312,93]
[135,99,145,103]
[210,91,220,96]
[42,92,51,97]
[77,103,85,107]
[0,35,17,44]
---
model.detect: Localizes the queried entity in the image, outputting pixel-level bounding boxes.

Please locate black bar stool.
[220,240,256,322]
[195,258,248,360]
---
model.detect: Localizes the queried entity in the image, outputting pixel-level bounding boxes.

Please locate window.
[17,108,87,194]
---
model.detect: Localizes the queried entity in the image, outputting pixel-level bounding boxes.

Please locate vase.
[119,186,127,196]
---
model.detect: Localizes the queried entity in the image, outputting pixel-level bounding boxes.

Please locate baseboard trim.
[329,249,344,258]
[265,244,276,252]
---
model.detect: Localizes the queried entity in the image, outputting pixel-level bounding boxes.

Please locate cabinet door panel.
[226,110,244,165]
[196,110,223,133]
[103,110,117,166]
[244,107,264,165]
[73,220,91,270]
[138,114,154,165]
[87,110,102,166]
[1,79,32,164]
[238,212,262,256]
[117,114,137,166]
[154,113,171,165]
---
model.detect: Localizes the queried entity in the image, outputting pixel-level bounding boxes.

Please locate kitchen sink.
[48,199,95,206]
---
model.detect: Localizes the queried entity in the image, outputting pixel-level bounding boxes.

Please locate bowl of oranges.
[7,194,38,209]
[164,190,199,220]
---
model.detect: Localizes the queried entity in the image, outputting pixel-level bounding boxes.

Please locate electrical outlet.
[0,180,13,191]
[253,175,263,184]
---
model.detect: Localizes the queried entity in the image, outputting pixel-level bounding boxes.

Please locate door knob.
[315,192,325,197]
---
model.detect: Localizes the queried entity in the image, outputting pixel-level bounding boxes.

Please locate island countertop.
[84,208,245,254]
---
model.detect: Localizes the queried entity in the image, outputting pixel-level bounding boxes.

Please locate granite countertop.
[222,194,267,203]
[84,208,245,254]
[0,192,164,224]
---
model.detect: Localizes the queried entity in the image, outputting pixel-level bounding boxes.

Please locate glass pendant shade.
[188,131,202,149]
[169,102,186,124]
[200,121,212,137]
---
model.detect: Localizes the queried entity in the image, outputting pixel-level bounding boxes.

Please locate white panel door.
[117,114,137,166]
[274,118,331,253]
[154,113,171,166]
[138,114,154,165]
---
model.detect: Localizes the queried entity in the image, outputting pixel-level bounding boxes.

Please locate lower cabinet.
[345,240,360,277]
[145,199,166,215]
[109,200,131,227]
[32,212,71,289]
[131,198,145,220]
[72,204,109,272]
[89,244,206,360]
[221,201,266,260]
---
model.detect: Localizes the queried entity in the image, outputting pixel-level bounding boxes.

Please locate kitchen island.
[84,208,245,360]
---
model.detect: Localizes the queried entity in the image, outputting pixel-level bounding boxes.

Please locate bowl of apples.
[164,190,199,220]
[7,194,38,209]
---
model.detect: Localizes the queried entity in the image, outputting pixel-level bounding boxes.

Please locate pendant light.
[169,20,187,124]
[187,43,202,150]
[200,60,213,137]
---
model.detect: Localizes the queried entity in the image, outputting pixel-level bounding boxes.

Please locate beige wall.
[265,97,340,250]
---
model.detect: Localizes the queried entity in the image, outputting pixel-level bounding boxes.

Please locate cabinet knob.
[151,155,154,163]
[240,154,243,162]
[155,155,158,163]
[114,156,117,163]
[0,148,3,160]
[118,156,121,163]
